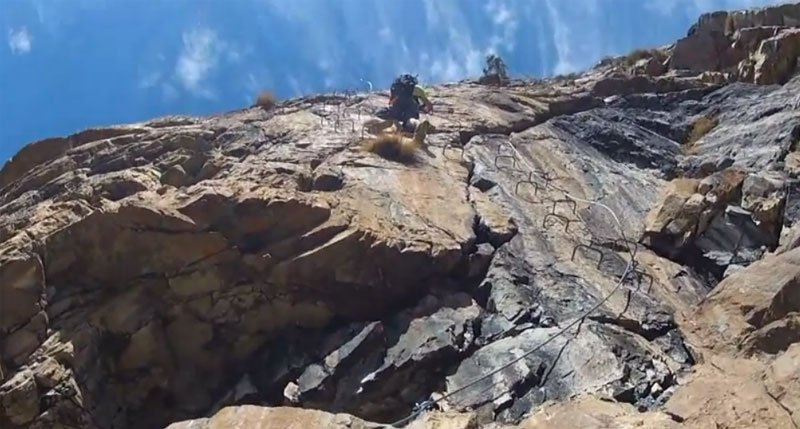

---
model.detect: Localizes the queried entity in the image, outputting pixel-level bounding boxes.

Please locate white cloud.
[161,83,179,102]
[287,75,311,96]
[485,0,519,54]
[378,26,393,42]
[7,27,32,54]
[486,0,512,26]
[138,71,161,89]
[544,0,577,75]
[175,27,222,98]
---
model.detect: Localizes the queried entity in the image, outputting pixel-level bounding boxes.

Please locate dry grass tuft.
[623,48,658,66]
[362,133,421,164]
[255,91,277,110]
[685,115,719,154]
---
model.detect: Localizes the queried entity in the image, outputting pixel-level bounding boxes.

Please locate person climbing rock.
[367,74,434,138]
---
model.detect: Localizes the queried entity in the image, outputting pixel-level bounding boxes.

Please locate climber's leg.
[412,119,432,146]
[364,118,395,135]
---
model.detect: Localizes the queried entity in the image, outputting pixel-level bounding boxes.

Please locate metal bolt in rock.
[620,260,654,294]
[515,179,542,203]
[543,213,571,232]
[442,142,465,159]
[635,269,655,294]
[494,154,517,170]
[613,237,640,255]
[497,141,516,157]
[571,243,605,269]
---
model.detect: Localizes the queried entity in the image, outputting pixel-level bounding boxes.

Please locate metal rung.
[515,180,541,198]
[543,213,571,232]
[621,266,655,295]
[442,143,465,159]
[540,171,554,186]
[638,270,655,294]
[338,119,356,133]
[551,198,577,215]
[571,243,605,269]
[614,238,639,255]
[497,141,516,157]
[495,154,517,170]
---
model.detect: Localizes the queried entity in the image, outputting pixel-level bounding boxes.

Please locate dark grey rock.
[679,78,800,176]
[351,293,481,421]
[695,205,773,271]
[549,108,682,176]
[312,166,345,192]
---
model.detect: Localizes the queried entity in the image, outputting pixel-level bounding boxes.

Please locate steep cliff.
[3,2,800,429]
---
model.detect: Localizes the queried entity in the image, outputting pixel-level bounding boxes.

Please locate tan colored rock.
[644,178,700,234]
[519,394,678,429]
[753,28,800,84]
[741,173,785,233]
[742,312,800,355]
[168,266,227,297]
[643,168,757,259]
[691,246,800,354]
[754,29,800,85]
[91,282,157,334]
[43,203,229,287]
[0,125,149,191]
[470,190,517,247]
[4,12,800,427]
[93,168,160,201]
[671,27,732,72]
[778,222,800,254]
[703,168,747,203]
[2,311,48,366]
[31,357,70,390]
[160,164,189,187]
[633,57,667,77]
[0,137,71,190]
[165,405,380,429]
[727,3,800,30]
[0,254,44,332]
[119,321,172,371]
[786,151,800,176]
[733,26,783,52]
[763,343,800,427]
[699,71,727,84]
[408,412,479,429]
[664,355,796,429]
[165,313,215,367]
[0,369,39,425]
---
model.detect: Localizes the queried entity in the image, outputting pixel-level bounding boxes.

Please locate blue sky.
[0,0,785,162]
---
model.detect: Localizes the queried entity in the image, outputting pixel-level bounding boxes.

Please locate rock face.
[613,2,800,86]
[3,3,800,429]
[643,168,785,278]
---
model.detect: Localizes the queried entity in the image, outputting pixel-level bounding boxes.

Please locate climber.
[366,74,434,137]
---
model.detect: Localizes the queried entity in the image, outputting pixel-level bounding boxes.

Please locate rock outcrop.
[609,2,800,86]
[3,2,800,429]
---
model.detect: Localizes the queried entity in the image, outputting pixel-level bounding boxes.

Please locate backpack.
[390,74,417,101]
